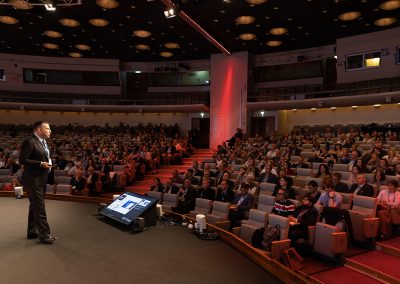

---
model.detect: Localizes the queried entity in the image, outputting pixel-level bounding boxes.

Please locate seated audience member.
[332,172,349,193]
[185,168,199,185]
[150,177,164,192]
[378,158,395,176]
[376,180,400,239]
[215,161,228,185]
[273,177,296,200]
[374,170,387,196]
[229,183,255,228]
[288,196,319,247]
[235,167,248,186]
[196,179,215,201]
[315,164,331,179]
[191,159,204,177]
[86,166,99,197]
[70,169,87,195]
[306,180,321,203]
[215,180,235,203]
[292,156,309,169]
[172,178,197,214]
[163,177,179,194]
[271,188,296,217]
[258,164,278,183]
[350,174,374,197]
[241,173,258,195]
[171,169,183,184]
[348,165,360,183]
[220,171,235,190]
[317,182,343,208]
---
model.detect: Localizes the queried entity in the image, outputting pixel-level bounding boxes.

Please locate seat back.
[333,163,349,172]
[55,184,72,195]
[268,214,290,240]
[340,193,354,210]
[188,198,213,218]
[243,209,268,228]
[288,199,300,208]
[351,195,377,217]
[257,194,276,212]
[313,222,341,258]
[296,168,312,177]
[162,193,178,211]
[147,191,163,204]
[259,182,276,195]
[55,176,72,184]
[209,201,230,220]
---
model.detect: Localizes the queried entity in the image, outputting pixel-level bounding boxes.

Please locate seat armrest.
[232,227,241,237]
[308,226,316,246]
[271,239,291,261]
[331,232,348,254]
[363,217,380,239]
[215,220,230,230]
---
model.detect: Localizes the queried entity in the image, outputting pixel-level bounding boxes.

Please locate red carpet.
[313,266,382,284]
[349,250,400,279]
[377,237,400,250]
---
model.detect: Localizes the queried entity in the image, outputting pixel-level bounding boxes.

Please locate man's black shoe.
[39,235,57,244]
[27,233,39,239]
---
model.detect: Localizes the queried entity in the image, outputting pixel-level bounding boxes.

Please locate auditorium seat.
[188,198,213,219]
[347,195,379,242]
[310,222,348,259]
[257,194,276,213]
[205,201,230,229]
[55,184,72,195]
[147,191,163,204]
[258,182,276,195]
[162,193,178,212]
[0,169,9,175]
[54,176,72,185]
[333,163,350,172]
[296,168,312,178]
[54,169,67,176]
[266,214,291,261]
[339,193,354,210]
[233,209,268,244]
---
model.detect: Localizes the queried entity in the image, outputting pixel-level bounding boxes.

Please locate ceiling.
[0,0,398,62]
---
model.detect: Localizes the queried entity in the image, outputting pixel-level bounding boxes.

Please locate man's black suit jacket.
[19,136,49,188]
[350,183,374,197]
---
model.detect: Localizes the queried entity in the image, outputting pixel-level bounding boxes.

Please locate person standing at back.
[19,121,57,244]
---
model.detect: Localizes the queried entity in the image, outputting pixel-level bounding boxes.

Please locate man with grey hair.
[350,174,374,197]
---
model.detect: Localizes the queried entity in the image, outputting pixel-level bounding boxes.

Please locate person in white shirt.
[376,180,400,239]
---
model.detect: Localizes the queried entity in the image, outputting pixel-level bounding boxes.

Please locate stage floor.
[0,197,281,284]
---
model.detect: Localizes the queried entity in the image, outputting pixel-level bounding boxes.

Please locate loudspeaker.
[132,217,145,233]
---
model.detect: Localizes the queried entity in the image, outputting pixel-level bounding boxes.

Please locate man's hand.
[41,162,52,169]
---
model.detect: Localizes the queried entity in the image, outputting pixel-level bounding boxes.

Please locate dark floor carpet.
[0,197,281,284]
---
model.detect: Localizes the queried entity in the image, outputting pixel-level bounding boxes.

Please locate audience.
[271,188,295,217]
[376,180,400,239]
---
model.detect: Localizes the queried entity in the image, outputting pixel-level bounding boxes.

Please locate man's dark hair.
[33,121,48,130]
[307,180,318,188]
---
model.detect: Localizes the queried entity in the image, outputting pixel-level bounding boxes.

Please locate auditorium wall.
[0,110,192,134]
[280,104,400,132]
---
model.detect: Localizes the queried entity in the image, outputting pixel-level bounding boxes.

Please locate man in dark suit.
[258,164,278,183]
[332,172,350,193]
[19,121,57,244]
[86,166,100,197]
[215,180,235,203]
[163,177,179,194]
[229,183,254,228]
[196,179,215,201]
[172,178,197,214]
[350,174,374,197]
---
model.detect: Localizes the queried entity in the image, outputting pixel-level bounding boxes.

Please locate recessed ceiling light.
[351,106,358,109]
[96,0,119,9]
[266,40,282,47]
[330,107,336,110]
[10,0,33,9]
[374,17,397,26]
[69,52,83,58]
[43,30,63,38]
[379,0,400,10]
[159,51,173,57]
[310,108,317,111]
[0,16,19,25]
[338,11,361,21]
[75,44,91,51]
[89,18,110,27]
[373,104,381,107]
[269,27,288,35]
[59,18,80,27]
[246,0,267,4]
[239,33,256,40]
[135,44,150,50]
[235,16,256,25]
[164,42,180,49]
[133,30,152,38]
[292,109,297,111]
[42,43,59,49]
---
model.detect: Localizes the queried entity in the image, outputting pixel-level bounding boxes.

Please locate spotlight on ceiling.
[44,0,56,11]
[164,4,180,18]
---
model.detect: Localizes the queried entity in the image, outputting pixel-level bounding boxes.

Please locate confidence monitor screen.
[100,192,157,226]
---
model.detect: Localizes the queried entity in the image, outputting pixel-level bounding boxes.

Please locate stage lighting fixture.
[44,0,56,11]
[164,7,178,18]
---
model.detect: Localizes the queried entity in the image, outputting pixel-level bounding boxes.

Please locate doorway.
[191,118,210,148]
[250,116,275,138]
